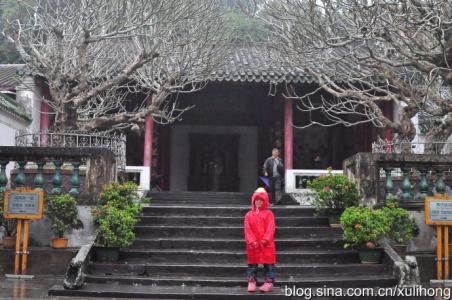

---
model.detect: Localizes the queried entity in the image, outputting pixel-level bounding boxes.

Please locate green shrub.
[97,181,141,209]
[92,181,146,247]
[95,205,140,247]
[340,206,391,248]
[307,169,360,215]
[0,191,16,237]
[46,194,83,238]
[382,199,419,244]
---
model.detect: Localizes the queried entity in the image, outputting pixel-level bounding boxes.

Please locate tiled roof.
[0,92,31,122]
[210,46,310,83]
[0,46,316,86]
[0,64,25,90]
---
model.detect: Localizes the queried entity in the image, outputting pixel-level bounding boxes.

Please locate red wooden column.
[284,100,293,169]
[383,102,394,141]
[143,96,153,167]
[40,101,50,132]
[160,125,170,190]
[39,83,51,146]
[39,82,51,132]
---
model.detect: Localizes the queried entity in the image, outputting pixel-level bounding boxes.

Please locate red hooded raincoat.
[244,189,276,264]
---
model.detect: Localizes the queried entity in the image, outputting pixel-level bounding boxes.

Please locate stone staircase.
[49,192,403,299]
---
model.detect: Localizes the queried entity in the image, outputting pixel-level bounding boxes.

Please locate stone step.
[148,191,252,199]
[87,262,388,277]
[150,200,251,205]
[142,205,315,217]
[138,216,329,227]
[83,273,397,288]
[133,225,342,239]
[118,249,359,264]
[131,237,345,250]
[51,282,423,300]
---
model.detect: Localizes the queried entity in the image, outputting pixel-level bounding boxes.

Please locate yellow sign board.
[425,195,452,226]
[4,188,44,220]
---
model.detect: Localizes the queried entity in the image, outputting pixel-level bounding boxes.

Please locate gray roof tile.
[0,64,24,89]
[0,92,31,122]
[0,46,311,87]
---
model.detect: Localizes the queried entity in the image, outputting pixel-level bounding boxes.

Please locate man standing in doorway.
[263,148,284,205]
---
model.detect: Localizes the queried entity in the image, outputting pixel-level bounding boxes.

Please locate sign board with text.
[4,189,44,220]
[425,195,452,225]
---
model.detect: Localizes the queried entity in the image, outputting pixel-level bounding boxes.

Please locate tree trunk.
[395,107,417,153]
[54,103,78,131]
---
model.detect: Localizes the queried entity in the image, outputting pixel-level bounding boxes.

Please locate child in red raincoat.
[244,187,276,293]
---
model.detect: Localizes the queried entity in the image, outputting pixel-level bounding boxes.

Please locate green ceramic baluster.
[15,161,27,188]
[52,161,63,194]
[401,167,412,201]
[436,169,446,195]
[416,168,429,201]
[34,161,46,189]
[0,161,8,191]
[384,168,394,199]
[69,162,81,196]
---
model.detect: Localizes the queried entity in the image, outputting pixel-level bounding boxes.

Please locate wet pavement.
[0,275,448,300]
[0,276,157,300]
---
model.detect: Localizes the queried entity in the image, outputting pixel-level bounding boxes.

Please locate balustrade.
[344,152,451,208]
[0,146,116,201]
[0,159,81,196]
[380,166,449,203]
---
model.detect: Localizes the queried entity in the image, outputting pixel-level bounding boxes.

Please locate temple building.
[0,47,395,193]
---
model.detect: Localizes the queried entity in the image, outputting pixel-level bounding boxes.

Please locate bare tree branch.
[257,0,452,147]
[3,0,231,131]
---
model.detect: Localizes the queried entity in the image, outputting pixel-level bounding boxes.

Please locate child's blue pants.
[246,264,276,283]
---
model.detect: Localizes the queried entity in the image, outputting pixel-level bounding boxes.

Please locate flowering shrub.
[341,200,418,249]
[381,196,419,244]
[307,169,360,215]
[340,206,391,248]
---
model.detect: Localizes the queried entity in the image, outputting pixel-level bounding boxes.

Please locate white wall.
[169,125,258,193]
[15,76,41,133]
[0,109,30,186]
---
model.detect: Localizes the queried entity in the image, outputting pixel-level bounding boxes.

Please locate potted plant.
[46,194,83,248]
[92,182,146,261]
[0,191,17,248]
[382,196,419,256]
[307,169,360,227]
[341,206,391,263]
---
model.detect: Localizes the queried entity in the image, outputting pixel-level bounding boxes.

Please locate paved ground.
[0,276,159,300]
[1,276,449,300]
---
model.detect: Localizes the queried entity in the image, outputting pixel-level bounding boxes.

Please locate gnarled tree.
[3,0,230,131]
[247,0,452,151]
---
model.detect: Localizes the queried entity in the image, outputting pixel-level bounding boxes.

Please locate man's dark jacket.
[263,156,284,178]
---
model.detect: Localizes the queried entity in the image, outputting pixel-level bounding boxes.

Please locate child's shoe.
[259,280,273,293]
[247,278,257,292]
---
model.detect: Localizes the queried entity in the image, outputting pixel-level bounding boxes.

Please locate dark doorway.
[188,134,240,191]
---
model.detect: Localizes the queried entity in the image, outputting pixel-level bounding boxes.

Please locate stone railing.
[0,146,116,203]
[344,152,451,209]
[15,130,126,170]
[372,136,452,155]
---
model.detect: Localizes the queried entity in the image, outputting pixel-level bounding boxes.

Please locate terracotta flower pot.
[2,236,16,249]
[51,238,68,249]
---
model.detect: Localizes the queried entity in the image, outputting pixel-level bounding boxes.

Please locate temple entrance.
[188,133,240,191]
